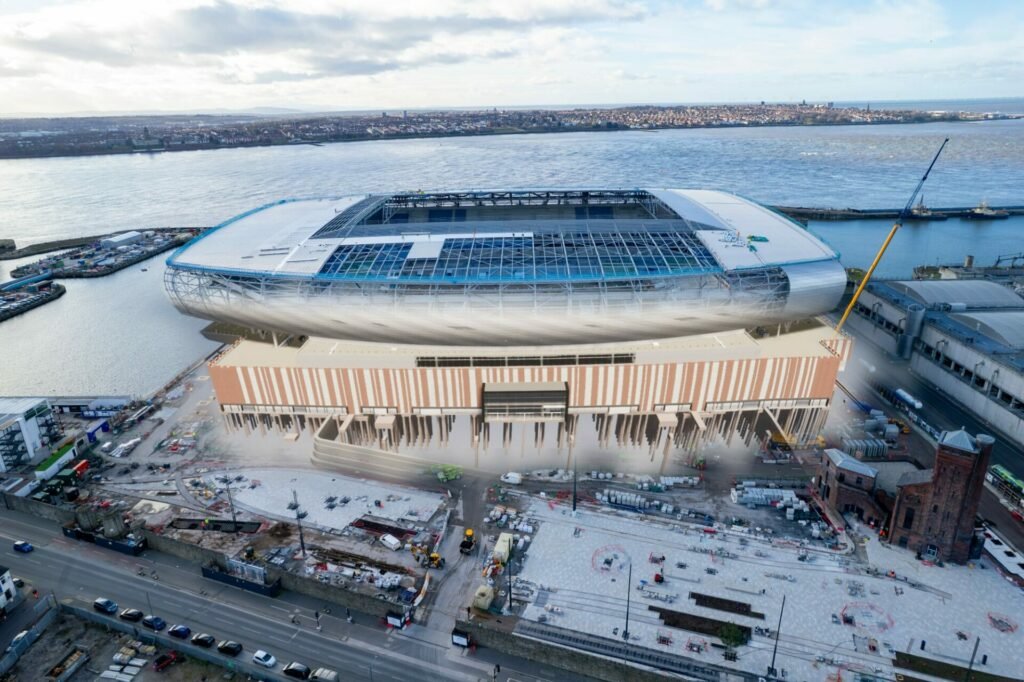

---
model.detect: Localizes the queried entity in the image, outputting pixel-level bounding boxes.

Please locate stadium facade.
[166,189,850,470]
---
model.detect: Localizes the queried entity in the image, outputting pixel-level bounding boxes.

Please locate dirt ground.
[3,613,235,682]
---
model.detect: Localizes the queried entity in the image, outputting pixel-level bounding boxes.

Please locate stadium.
[166,189,851,470]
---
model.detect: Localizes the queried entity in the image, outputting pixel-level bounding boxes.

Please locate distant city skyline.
[0,0,1021,116]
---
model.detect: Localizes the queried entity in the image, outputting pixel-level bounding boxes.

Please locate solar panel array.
[317,229,719,283]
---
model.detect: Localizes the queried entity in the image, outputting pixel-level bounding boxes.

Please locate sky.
[0,0,1021,115]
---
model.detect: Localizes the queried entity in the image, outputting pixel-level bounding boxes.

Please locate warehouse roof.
[949,311,1024,350]
[886,280,1024,309]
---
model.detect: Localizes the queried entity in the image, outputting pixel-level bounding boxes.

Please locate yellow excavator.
[411,544,446,568]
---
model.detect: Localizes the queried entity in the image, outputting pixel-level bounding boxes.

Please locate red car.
[153,651,182,671]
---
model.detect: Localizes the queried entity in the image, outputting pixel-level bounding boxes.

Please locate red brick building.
[887,430,995,563]
[818,449,887,526]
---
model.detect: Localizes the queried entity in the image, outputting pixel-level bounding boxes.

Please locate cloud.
[8,27,138,67]
[0,0,1019,114]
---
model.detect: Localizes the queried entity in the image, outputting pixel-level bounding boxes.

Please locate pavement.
[512,497,1024,682]
[0,506,595,682]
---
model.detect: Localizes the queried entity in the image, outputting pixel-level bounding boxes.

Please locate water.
[1,118,1022,396]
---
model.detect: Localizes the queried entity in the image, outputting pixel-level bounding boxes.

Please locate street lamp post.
[218,475,238,533]
[769,594,786,679]
[291,489,307,558]
[623,561,632,642]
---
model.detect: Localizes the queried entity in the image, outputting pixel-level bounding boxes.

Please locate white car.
[5,631,29,653]
[253,650,277,668]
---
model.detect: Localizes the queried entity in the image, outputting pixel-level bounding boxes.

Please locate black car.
[283,662,312,679]
[141,615,167,631]
[119,608,144,622]
[190,633,215,648]
[216,640,243,656]
[13,577,25,588]
[168,624,191,639]
[93,598,118,614]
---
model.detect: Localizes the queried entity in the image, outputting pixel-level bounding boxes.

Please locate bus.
[987,465,1024,508]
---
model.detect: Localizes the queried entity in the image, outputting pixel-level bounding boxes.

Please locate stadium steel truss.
[165,189,845,345]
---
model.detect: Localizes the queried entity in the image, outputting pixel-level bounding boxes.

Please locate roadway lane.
[0,508,590,682]
[839,331,1024,549]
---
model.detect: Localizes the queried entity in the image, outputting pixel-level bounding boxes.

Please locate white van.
[379,534,402,551]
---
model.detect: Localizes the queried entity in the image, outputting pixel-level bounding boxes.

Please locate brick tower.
[888,429,994,563]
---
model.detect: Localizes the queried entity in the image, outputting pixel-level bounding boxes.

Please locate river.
[1,118,1022,396]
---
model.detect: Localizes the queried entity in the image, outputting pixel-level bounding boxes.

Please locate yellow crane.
[835,138,949,334]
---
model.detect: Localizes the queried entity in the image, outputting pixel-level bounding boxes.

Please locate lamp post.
[290,489,307,558]
[623,561,632,642]
[572,451,578,513]
[217,475,239,533]
[768,594,786,679]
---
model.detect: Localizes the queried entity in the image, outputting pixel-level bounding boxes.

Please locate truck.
[893,388,923,410]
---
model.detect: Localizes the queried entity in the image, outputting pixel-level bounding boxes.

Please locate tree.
[719,623,747,649]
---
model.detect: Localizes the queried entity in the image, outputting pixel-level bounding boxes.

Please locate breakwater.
[8,228,204,280]
[0,282,65,322]
[776,205,1023,221]
[0,226,206,261]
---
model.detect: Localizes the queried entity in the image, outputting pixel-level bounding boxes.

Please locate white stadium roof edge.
[167,188,839,277]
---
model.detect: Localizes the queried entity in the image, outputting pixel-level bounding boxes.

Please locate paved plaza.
[514,500,1024,681]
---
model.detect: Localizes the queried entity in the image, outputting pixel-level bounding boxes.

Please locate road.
[0,508,592,682]
[839,328,1024,550]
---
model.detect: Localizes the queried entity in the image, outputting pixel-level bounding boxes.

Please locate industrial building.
[845,279,1024,448]
[0,398,62,473]
[165,189,850,466]
[817,429,993,564]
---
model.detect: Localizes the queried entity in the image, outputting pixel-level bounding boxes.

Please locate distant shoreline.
[1,115,1015,162]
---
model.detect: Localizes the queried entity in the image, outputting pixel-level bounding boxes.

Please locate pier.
[8,228,204,280]
[0,226,207,261]
[774,204,1023,221]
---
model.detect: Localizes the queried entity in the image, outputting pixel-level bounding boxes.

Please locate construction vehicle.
[411,544,445,568]
[459,529,477,555]
[888,418,911,435]
[431,464,462,483]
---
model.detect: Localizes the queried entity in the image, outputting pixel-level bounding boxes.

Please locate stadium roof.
[886,280,1024,309]
[168,189,839,284]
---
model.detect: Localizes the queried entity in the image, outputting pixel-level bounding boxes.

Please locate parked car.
[12,541,33,553]
[4,631,28,654]
[12,577,25,588]
[216,640,243,656]
[142,615,167,631]
[93,598,118,614]
[253,650,277,668]
[190,633,215,648]
[119,608,144,622]
[167,624,191,639]
[283,662,312,679]
[310,668,340,681]
[153,651,182,671]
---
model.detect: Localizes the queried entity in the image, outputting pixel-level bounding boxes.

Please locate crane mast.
[834,138,949,333]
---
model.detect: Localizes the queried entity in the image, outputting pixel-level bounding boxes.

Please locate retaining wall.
[139,528,403,618]
[1,493,77,524]
[59,600,278,681]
